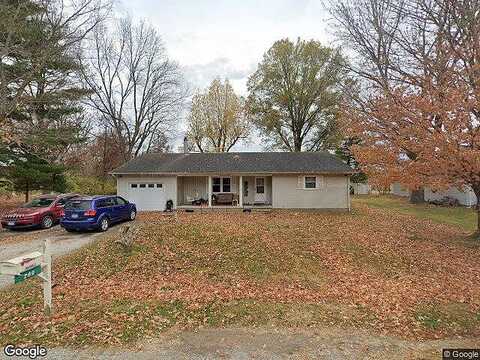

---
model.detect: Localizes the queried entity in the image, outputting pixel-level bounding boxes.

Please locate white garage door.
[125,182,166,211]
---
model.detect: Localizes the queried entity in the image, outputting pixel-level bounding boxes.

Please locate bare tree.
[327,0,459,202]
[187,78,249,152]
[328,0,464,100]
[83,17,187,161]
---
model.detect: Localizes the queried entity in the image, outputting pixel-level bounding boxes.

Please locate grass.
[0,196,479,346]
[342,241,412,277]
[354,195,477,232]
[415,303,480,334]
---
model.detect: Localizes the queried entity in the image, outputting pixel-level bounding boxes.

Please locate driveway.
[0,226,104,289]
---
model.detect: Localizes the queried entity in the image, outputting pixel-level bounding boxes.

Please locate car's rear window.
[22,198,54,208]
[65,200,92,210]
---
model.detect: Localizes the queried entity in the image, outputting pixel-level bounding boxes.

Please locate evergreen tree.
[1,0,107,195]
[4,0,91,162]
[2,146,66,201]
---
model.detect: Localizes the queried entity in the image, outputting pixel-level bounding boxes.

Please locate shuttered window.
[305,176,316,189]
[297,176,325,190]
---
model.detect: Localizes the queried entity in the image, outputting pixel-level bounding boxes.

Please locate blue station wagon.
[60,196,136,232]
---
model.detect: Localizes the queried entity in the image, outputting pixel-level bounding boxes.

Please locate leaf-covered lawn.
[1,197,479,346]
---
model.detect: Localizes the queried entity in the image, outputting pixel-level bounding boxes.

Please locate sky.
[119,0,333,151]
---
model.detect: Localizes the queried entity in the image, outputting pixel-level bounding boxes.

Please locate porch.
[176,175,272,208]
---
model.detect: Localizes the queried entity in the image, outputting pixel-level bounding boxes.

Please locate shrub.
[66,173,116,195]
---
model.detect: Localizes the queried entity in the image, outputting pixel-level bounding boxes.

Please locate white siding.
[390,183,410,197]
[178,176,208,205]
[391,182,477,206]
[272,175,349,209]
[352,183,371,195]
[117,175,177,211]
[424,186,477,206]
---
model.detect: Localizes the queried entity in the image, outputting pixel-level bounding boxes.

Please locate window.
[57,196,79,206]
[104,198,116,207]
[222,177,231,192]
[156,183,163,188]
[139,183,146,188]
[56,198,66,206]
[115,197,127,205]
[97,198,115,208]
[212,177,231,193]
[131,184,138,188]
[65,200,92,210]
[148,183,155,188]
[305,176,317,189]
[22,198,54,208]
[212,177,221,192]
[256,178,265,194]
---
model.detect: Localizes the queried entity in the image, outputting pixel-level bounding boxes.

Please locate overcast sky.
[119,0,333,151]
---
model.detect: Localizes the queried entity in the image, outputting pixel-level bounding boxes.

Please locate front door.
[255,177,266,203]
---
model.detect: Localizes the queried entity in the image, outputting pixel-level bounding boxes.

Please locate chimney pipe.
[183,136,189,154]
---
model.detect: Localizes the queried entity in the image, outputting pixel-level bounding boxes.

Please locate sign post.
[39,238,52,315]
[0,238,53,316]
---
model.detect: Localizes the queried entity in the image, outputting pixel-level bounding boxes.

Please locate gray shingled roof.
[111,152,354,175]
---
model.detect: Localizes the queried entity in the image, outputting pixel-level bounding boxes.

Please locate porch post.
[239,175,243,207]
[208,176,212,207]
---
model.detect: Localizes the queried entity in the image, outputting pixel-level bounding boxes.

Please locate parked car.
[60,195,136,232]
[1,193,80,230]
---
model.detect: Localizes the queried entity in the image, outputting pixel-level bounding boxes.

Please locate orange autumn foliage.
[343,64,480,232]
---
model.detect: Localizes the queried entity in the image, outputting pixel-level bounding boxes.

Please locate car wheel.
[99,217,109,232]
[129,210,136,221]
[65,228,76,233]
[41,215,54,229]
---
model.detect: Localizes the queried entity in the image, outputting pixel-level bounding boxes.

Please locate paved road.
[18,327,479,360]
[0,226,104,289]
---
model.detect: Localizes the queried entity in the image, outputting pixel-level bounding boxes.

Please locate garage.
[123,182,166,211]
[115,175,177,211]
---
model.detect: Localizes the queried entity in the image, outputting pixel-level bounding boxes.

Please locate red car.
[1,193,79,230]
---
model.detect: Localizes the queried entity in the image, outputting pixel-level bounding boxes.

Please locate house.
[351,182,371,195]
[110,152,354,211]
[390,182,477,206]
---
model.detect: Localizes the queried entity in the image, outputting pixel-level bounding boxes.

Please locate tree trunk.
[477,205,480,238]
[409,188,424,204]
[24,182,29,202]
[293,142,302,152]
[473,186,480,239]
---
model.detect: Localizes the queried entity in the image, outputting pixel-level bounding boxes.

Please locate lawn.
[0,196,479,347]
[355,195,478,232]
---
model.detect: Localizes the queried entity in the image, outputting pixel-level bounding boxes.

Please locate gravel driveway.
[29,327,479,360]
[0,226,104,289]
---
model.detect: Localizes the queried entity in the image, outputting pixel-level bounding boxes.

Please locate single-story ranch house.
[111,152,354,211]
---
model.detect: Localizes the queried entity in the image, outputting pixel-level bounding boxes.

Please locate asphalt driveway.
[0,226,104,289]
